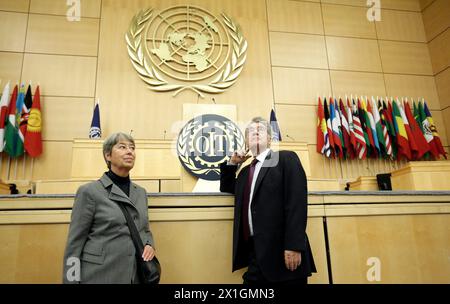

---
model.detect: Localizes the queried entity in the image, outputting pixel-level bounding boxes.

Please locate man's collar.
[255,148,271,163]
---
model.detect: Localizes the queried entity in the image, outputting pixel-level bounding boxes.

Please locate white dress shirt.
[248,148,270,236]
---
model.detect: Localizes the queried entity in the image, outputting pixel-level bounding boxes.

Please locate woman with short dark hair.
[63,132,155,283]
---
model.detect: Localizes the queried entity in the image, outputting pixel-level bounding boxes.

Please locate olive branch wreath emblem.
[126,8,248,98]
[176,118,245,178]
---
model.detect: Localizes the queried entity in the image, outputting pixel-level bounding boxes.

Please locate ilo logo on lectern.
[177,114,244,181]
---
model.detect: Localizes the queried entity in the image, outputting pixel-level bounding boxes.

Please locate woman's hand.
[142,245,155,261]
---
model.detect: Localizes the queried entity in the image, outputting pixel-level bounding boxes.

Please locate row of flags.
[317,96,447,161]
[0,82,42,158]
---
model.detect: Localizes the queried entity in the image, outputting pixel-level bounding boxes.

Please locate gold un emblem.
[126,5,248,97]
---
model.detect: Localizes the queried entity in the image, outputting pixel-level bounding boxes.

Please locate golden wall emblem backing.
[126,6,248,97]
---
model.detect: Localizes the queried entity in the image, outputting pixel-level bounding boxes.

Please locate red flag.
[317,97,330,157]
[404,101,429,160]
[398,100,418,160]
[24,86,42,157]
[339,98,353,159]
[392,100,411,161]
[423,101,447,159]
[352,99,367,159]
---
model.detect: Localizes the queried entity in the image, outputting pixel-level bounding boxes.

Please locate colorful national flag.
[24,86,43,157]
[364,97,380,157]
[398,99,418,159]
[339,98,353,159]
[404,100,429,160]
[352,98,367,159]
[378,99,392,158]
[418,101,439,158]
[346,97,357,157]
[317,98,331,157]
[270,108,282,142]
[359,98,375,157]
[330,98,343,158]
[0,82,11,152]
[371,97,386,158]
[4,85,23,158]
[19,85,33,146]
[385,98,398,158]
[392,99,411,160]
[423,101,447,159]
[324,98,335,158]
[89,99,101,139]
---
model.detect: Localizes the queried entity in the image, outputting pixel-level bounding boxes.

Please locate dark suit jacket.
[220,150,316,282]
[63,174,154,283]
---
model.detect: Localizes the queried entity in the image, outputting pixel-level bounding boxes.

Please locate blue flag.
[89,101,101,139]
[270,109,282,142]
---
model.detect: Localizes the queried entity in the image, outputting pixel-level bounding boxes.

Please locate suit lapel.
[109,184,134,206]
[128,183,139,206]
[99,173,135,208]
[252,150,276,200]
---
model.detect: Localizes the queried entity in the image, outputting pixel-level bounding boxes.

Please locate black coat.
[220,150,316,282]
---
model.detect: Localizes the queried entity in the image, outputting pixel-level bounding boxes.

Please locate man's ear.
[105,153,111,162]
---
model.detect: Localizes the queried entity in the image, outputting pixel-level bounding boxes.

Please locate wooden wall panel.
[321,0,366,7]
[25,14,99,56]
[384,74,440,110]
[41,97,94,141]
[330,71,386,99]
[419,0,434,10]
[160,180,182,192]
[29,0,102,18]
[0,12,28,52]
[379,41,433,75]
[322,4,376,39]
[430,110,449,146]
[308,145,341,179]
[326,37,382,72]
[382,0,421,11]
[270,32,328,69]
[21,53,97,97]
[0,224,68,283]
[435,68,450,109]
[0,0,443,186]
[0,0,29,12]
[376,10,426,42]
[328,214,450,283]
[32,141,73,180]
[443,108,450,148]
[276,104,316,144]
[272,67,331,105]
[95,0,274,140]
[428,29,450,75]
[422,0,450,42]
[323,0,422,12]
[0,52,23,86]
[267,0,323,34]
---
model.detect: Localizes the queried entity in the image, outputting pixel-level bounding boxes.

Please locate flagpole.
[30,158,34,182]
[6,157,11,181]
[329,158,333,180]
[22,154,26,180]
[322,156,326,179]
[335,157,340,180]
[14,158,18,181]
[0,154,2,181]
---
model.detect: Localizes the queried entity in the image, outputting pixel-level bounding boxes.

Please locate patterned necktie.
[242,158,258,241]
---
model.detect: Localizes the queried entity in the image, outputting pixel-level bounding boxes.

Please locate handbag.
[115,201,161,284]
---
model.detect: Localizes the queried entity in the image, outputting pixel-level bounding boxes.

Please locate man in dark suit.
[220,117,316,284]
